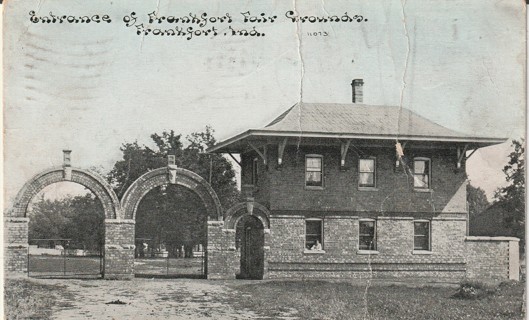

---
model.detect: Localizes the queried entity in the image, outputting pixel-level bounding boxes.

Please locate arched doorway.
[120,164,223,278]
[5,158,120,278]
[219,201,271,280]
[236,215,264,280]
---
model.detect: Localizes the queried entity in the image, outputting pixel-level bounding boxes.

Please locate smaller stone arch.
[224,202,271,230]
[9,166,120,219]
[120,167,223,220]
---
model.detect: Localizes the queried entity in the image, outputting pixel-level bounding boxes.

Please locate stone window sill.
[304,249,326,254]
[357,250,379,255]
[305,186,324,191]
[413,250,433,255]
[358,187,378,192]
[414,188,432,193]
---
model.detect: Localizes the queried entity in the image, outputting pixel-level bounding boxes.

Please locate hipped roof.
[208,103,507,153]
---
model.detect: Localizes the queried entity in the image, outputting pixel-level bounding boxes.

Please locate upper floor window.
[359,158,376,188]
[359,219,377,251]
[413,158,430,189]
[251,158,259,185]
[414,220,431,251]
[305,219,323,250]
[305,155,323,187]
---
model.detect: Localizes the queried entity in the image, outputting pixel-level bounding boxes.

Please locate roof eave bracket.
[340,140,351,167]
[457,144,469,169]
[227,153,242,167]
[278,138,288,165]
[248,141,267,165]
[465,148,478,161]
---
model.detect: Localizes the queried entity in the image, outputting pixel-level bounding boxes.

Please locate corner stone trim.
[7,244,29,248]
[208,221,224,227]
[105,245,136,250]
[105,219,135,225]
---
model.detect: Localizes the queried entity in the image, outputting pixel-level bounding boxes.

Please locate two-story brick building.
[206,80,520,282]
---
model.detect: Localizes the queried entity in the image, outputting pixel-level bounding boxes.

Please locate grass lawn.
[225,280,526,320]
[4,279,73,320]
[3,277,525,319]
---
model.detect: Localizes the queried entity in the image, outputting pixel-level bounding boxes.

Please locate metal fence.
[28,239,103,278]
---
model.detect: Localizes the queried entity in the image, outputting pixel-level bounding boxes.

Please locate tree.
[494,139,525,252]
[28,193,104,251]
[107,141,163,198]
[467,183,490,220]
[28,196,73,241]
[108,126,239,257]
[66,194,105,251]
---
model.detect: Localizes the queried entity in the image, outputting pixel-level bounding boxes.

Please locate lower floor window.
[359,220,376,250]
[305,219,323,250]
[414,221,430,251]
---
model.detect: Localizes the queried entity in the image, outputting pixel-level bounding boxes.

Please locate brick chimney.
[351,79,364,103]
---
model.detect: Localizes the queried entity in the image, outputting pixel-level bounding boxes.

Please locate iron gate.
[134,238,206,278]
[28,239,103,278]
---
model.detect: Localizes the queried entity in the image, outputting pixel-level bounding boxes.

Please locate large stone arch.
[116,166,223,279]
[120,167,223,220]
[224,202,271,230]
[9,166,120,219]
[5,165,120,278]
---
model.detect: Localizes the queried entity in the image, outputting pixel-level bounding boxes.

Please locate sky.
[3,0,526,207]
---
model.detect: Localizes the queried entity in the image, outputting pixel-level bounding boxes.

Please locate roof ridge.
[265,103,299,127]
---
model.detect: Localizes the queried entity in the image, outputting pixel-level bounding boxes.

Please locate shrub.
[452,280,496,300]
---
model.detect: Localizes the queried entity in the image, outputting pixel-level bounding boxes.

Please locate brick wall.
[104,219,135,280]
[465,236,520,281]
[4,217,29,275]
[198,212,520,281]
[267,215,467,280]
[243,146,467,214]
[235,143,482,280]
[431,217,467,261]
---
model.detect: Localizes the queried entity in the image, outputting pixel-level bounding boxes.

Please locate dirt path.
[38,278,262,319]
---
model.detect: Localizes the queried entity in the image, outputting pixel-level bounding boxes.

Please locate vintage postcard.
[3,0,526,319]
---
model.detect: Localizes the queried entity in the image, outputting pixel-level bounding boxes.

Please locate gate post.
[4,217,29,276]
[207,220,238,279]
[104,219,135,280]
